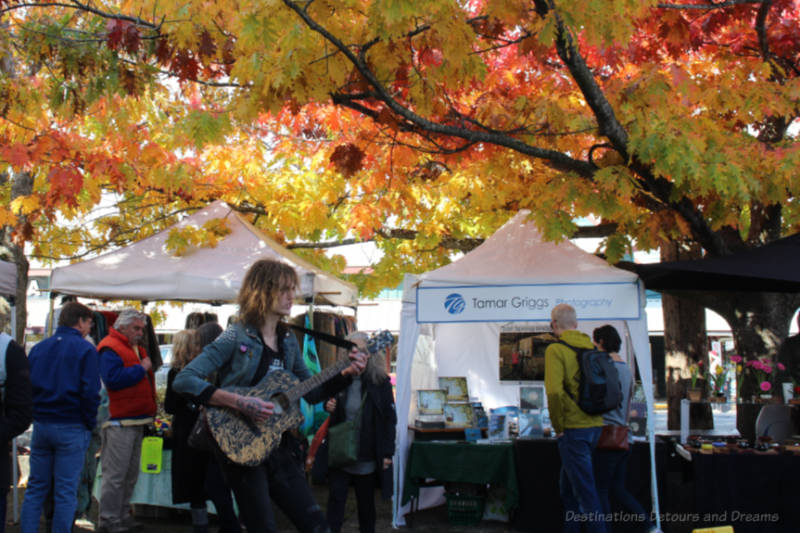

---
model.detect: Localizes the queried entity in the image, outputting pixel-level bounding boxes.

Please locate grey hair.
[114,308,147,329]
[551,303,577,329]
[344,331,388,385]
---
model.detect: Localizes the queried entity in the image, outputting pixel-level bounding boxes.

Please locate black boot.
[191,507,210,533]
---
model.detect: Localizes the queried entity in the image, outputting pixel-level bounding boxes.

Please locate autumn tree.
[1,0,800,399]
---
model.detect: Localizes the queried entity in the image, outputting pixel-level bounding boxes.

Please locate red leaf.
[106,20,126,51]
[47,166,84,207]
[172,49,199,80]
[12,221,34,246]
[199,30,216,58]
[0,143,31,169]
[330,143,365,177]
[419,47,443,67]
[155,38,172,64]
[123,24,141,55]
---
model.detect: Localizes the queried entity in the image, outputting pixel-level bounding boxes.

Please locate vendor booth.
[46,201,358,510]
[393,211,660,528]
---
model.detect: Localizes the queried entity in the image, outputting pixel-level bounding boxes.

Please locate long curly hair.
[171,329,200,370]
[237,259,298,327]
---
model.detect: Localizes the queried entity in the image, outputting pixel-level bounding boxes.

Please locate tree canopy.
[1,0,799,303]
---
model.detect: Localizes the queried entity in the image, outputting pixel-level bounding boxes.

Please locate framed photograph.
[416,389,446,415]
[520,385,545,411]
[498,324,557,381]
[518,410,544,438]
[488,413,507,441]
[444,403,474,428]
[438,376,469,402]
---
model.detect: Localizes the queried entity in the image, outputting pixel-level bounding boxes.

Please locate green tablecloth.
[402,441,518,512]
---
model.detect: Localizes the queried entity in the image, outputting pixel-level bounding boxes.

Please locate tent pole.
[11,438,18,522]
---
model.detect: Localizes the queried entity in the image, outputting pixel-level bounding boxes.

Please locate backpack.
[557,340,623,415]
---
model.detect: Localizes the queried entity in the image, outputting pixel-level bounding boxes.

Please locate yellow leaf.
[10,195,41,216]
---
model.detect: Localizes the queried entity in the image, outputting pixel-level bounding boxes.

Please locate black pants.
[326,468,376,533]
[218,442,328,533]
[202,460,241,533]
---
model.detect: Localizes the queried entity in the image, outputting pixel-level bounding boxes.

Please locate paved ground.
[5,482,511,533]
[5,405,736,532]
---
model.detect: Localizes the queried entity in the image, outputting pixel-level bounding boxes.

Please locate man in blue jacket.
[21,302,100,533]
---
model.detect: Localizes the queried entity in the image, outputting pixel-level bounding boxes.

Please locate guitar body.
[206,369,304,466]
[204,330,394,466]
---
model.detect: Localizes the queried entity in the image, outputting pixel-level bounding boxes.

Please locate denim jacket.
[173,322,348,406]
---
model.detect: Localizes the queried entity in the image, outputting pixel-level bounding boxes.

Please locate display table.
[407,425,486,442]
[93,449,220,513]
[402,441,518,513]
[690,450,800,533]
[513,438,665,532]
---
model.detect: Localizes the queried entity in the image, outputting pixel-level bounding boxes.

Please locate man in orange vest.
[96,309,155,533]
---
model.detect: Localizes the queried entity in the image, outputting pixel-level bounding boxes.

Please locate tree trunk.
[707,291,800,399]
[1,47,34,344]
[661,242,711,430]
[1,169,34,343]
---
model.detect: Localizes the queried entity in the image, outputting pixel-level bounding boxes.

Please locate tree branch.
[284,0,597,178]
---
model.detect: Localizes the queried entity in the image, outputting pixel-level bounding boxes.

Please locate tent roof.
[635,232,800,292]
[420,210,637,285]
[50,201,358,306]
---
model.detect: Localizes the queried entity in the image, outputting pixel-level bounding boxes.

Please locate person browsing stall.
[97,309,156,533]
[591,325,657,533]
[173,259,367,533]
[21,302,100,533]
[322,331,396,533]
[165,326,240,533]
[544,303,606,533]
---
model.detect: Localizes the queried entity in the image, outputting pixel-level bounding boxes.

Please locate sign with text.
[416,282,641,323]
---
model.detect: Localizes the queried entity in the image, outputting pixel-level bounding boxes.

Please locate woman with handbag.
[173,259,367,533]
[322,331,396,533]
[165,325,240,533]
[592,325,656,533]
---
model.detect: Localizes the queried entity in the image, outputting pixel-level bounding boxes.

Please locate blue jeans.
[558,426,606,533]
[594,448,653,532]
[21,422,91,533]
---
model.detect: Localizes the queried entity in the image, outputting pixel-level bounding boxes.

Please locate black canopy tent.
[633,233,800,293]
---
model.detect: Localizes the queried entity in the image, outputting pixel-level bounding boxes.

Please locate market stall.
[46,201,359,510]
[392,210,659,528]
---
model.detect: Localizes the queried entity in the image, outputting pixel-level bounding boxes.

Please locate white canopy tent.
[392,211,659,528]
[50,201,358,307]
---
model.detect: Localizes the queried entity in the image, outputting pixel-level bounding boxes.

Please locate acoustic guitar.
[205,330,394,466]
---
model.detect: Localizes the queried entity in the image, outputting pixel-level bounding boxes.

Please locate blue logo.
[444,293,466,314]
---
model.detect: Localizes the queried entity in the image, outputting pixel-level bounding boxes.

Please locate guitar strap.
[287,323,357,351]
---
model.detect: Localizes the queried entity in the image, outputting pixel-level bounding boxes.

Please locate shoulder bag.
[596,369,634,452]
[188,406,216,452]
[327,391,367,468]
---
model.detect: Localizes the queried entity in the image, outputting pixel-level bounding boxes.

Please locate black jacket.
[322,375,396,499]
[1,339,32,490]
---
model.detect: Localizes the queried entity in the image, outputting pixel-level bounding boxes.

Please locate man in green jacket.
[544,303,606,533]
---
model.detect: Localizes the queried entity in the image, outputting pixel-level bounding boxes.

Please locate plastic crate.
[445,492,485,526]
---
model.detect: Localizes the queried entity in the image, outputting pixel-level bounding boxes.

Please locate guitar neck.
[287,358,351,403]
